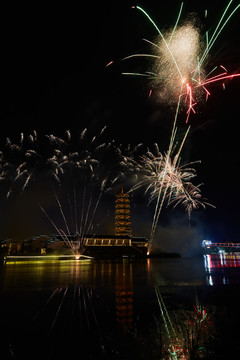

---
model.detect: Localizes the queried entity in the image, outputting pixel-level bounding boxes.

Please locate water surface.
[1,256,240,359]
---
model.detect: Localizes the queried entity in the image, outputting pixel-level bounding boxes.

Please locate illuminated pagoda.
[115,188,132,236]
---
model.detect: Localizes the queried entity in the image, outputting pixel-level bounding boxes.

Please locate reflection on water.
[155,286,214,359]
[204,254,240,285]
[1,257,240,359]
[0,259,143,359]
[115,262,133,331]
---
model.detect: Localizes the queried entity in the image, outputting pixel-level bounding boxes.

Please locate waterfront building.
[1,189,149,258]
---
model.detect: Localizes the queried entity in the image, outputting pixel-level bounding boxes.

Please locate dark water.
[1,255,240,359]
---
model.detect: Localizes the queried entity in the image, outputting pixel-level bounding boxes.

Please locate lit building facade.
[1,190,149,259]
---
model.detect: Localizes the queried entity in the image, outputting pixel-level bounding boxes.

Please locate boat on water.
[202,240,240,254]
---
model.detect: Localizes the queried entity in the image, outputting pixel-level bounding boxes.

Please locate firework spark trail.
[121,93,184,248]
[155,287,171,339]
[73,188,78,234]
[86,287,98,327]
[39,180,109,256]
[82,287,90,329]
[78,286,82,325]
[54,190,71,237]
[58,228,75,250]
[168,83,184,157]
[50,287,68,331]
[155,288,178,360]
[84,179,108,236]
[81,188,93,243]
[67,190,77,235]
[170,182,216,222]
[70,286,77,327]
[38,203,64,238]
[133,5,183,80]
[156,288,179,341]
[79,181,87,241]
[198,1,240,68]
[77,184,101,241]
[150,93,188,245]
[73,181,108,251]
[169,2,184,44]
[32,288,60,323]
[52,187,87,252]
[38,203,73,250]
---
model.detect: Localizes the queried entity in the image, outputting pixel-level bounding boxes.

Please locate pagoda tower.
[115,188,132,236]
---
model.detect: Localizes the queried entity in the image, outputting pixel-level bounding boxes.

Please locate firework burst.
[0,127,115,255]
[123,2,240,122]
[115,1,239,247]
[46,129,101,181]
[1,131,62,198]
[37,127,114,256]
[120,135,214,246]
[0,126,113,198]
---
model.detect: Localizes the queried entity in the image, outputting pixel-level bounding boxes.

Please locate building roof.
[52,233,149,242]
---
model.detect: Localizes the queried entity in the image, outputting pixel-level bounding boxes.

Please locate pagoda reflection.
[115,261,134,331]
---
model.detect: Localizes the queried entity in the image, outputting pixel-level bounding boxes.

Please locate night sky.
[0,1,240,254]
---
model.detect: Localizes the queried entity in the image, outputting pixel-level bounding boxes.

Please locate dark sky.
[0,0,240,249]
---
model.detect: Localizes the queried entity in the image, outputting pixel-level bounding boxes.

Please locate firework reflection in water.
[155,287,214,359]
[29,285,104,358]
